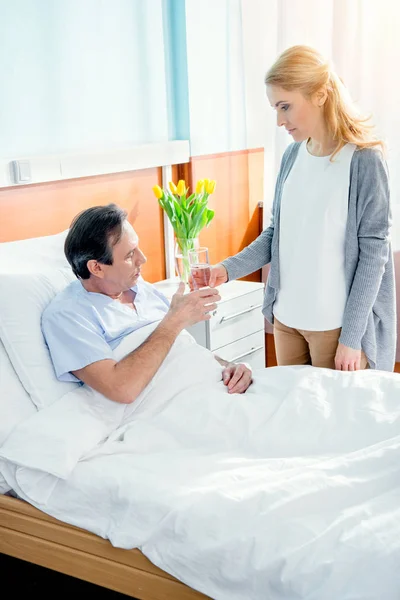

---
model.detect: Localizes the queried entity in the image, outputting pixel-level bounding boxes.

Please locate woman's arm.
[221,220,275,281]
[220,143,299,282]
[339,149,391,350]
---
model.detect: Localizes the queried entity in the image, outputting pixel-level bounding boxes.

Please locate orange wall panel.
[0,148,264,284]
[190,148,264,281]
[248,149,264,213]
[0,168,165,283]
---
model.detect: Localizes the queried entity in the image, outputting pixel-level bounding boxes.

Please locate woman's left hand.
[222,363,252,393]
[334,343,362,371]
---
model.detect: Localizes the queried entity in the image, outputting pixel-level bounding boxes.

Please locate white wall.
[184,0,277,157]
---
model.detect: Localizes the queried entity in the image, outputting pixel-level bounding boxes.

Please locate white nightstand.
[153,278,266,370]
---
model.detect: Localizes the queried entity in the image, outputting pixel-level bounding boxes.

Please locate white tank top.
[273,141,356,331]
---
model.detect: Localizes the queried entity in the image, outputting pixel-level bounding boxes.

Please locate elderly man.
[42,204,252,403]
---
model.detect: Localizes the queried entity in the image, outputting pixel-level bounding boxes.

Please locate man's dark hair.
[65,204,128,279]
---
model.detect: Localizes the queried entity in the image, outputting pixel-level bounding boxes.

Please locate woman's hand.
[188,264,228,291]
[222,363,252,393]
[208,264,228,288]
[334,343,362,371]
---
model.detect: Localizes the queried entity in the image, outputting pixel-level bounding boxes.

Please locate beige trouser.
[274,318,369,370]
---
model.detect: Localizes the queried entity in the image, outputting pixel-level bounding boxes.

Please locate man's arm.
[73,283,220,404]
[214,354,253,394]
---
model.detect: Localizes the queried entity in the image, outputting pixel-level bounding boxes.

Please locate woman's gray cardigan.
[222,143,396,371]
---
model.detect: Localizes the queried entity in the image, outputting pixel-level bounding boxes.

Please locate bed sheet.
[1,326,400,599]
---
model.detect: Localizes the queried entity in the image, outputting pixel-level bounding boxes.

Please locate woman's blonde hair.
[265,45,384,159]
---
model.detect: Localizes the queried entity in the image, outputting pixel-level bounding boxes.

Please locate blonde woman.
[209,45,396,372]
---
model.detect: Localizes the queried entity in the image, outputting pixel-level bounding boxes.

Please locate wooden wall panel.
[265,333,278,367]
[0,169,165,283]
[189,148,264,282]
[0,148,264,284]
[247,149,264,214]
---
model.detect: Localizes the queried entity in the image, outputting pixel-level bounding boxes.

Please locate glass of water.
[188,247,211,289]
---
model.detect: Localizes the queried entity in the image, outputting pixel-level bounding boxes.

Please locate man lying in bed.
[42,204,252,403]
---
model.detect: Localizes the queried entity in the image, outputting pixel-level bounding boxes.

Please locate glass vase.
[175,237,199,284]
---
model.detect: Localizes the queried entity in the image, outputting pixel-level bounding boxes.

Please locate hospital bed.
[0,229,208,600]
[1,223,400,600]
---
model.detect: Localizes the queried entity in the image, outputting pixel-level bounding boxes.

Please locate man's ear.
[86,259,105,279]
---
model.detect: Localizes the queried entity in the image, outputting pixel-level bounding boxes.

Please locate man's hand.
[222,362,252,394]
[335,343,362,371]
[166,282,221,330]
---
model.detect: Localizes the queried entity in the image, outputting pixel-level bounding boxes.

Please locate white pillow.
[0,231,72,488]
[0,268,78,409]
[0,230,69,273]
[0,338,36,444]
[0,230,79,409]
[0,338,37,493]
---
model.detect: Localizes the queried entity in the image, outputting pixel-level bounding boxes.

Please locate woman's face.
[266,85,323,142]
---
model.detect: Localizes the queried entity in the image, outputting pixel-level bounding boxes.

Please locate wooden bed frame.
[0,494,209,599]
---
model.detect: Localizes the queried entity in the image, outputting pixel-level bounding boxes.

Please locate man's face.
[100,221,147,292]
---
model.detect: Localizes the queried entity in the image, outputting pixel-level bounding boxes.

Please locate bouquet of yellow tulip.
[152,178,216,282]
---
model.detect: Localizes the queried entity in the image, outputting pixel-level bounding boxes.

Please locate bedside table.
[153,279,266,369]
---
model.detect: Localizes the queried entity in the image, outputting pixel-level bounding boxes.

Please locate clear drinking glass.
[188,247,211,289]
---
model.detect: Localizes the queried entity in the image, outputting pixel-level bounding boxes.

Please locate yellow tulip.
[176,179,186,196]
[203,178,209,189]
[196,180,204,194]
[152,185,163,199]
[169,181,177,194]
[205,179,216,194]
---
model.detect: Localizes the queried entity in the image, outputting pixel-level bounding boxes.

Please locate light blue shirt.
[42,278,170,382]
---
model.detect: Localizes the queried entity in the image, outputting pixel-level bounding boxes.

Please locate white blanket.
[1,323,400,599]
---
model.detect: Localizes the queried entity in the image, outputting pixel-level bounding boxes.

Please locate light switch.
[10,160,32,184]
